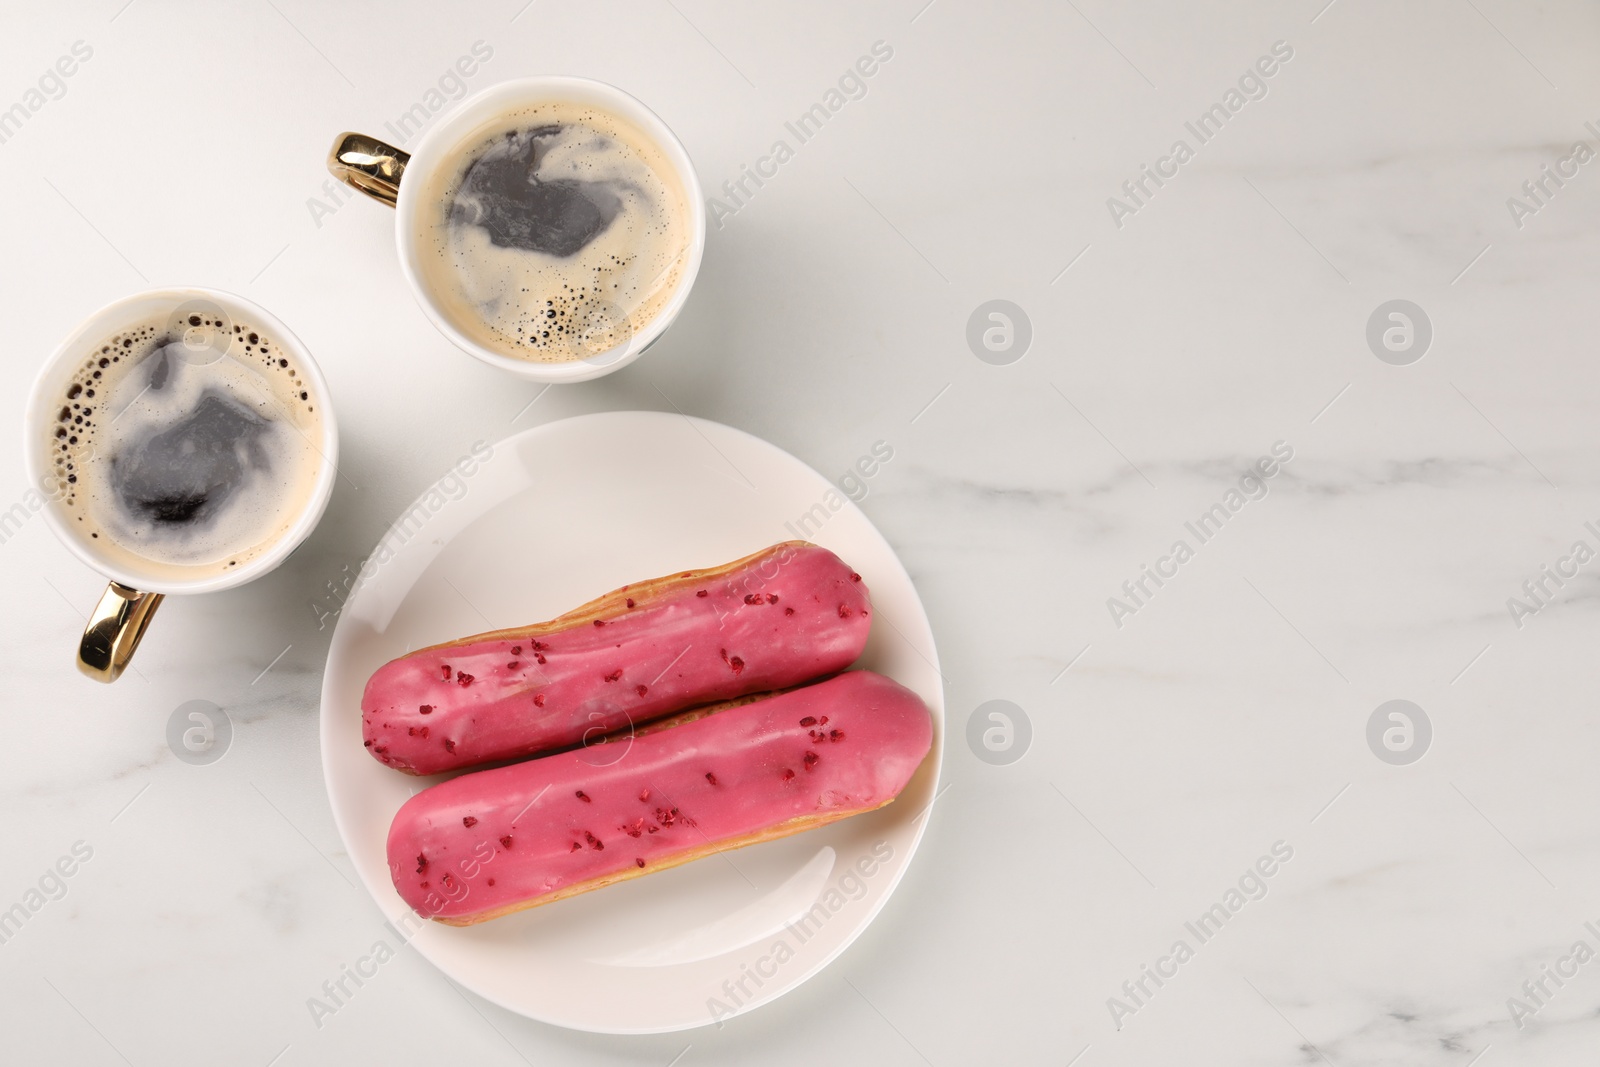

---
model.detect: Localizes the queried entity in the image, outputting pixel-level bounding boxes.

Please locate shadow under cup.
[23,288,339,682]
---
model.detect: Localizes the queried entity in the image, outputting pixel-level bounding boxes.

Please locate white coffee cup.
[329,76,706,384]
[22,287,339,682]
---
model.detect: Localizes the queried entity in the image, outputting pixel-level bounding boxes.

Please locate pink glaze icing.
[362,543,872,775]
[386,670,932,922]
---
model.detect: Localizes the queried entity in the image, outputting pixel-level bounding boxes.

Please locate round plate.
[319,411,944,1033]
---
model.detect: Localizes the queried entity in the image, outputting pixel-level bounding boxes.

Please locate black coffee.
[419,101,691,362]
[48,311,323,577]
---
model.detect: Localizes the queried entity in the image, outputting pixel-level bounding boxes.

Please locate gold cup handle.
[328,132,411,208]
[78,583,164,683]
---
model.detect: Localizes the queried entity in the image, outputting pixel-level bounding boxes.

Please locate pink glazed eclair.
[387,670,932,924]
[362,542,872,775]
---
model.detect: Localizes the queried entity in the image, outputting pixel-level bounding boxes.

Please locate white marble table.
[4,0,1600,1062]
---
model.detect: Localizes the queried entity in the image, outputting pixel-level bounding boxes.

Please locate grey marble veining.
[3,0,1600,1063]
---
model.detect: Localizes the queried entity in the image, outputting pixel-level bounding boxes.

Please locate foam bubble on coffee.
[47,313,324,579]
[419,101,691,362]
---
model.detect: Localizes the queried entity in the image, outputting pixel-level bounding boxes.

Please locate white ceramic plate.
[319,411,944,1033]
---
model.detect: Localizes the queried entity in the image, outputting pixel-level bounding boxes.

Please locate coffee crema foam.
[418,101,691,362]
[47,312,324,581]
